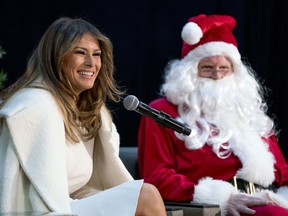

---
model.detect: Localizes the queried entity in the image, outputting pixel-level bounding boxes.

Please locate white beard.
[193,75,261,133]
[177,74,272,147]
[196,76,244,125]
[174,74,276,185]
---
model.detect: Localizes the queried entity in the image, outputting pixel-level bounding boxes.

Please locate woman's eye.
[93,52,101,56]
[74,50,85,55]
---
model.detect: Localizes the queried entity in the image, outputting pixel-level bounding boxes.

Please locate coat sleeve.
[266,135,288,186]
[266,135,288,202]
[0,89,72,213]
[138,99,196,201]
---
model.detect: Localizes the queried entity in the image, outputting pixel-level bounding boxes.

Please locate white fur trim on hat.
[182,41,242,74]
[185,41,240,62]
[181,22,203,45]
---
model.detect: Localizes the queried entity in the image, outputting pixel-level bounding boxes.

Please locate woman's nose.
[84,55,93,66]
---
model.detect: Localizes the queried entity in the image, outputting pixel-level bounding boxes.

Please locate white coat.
[0,88,134,214]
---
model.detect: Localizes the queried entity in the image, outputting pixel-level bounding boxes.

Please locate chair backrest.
[119,146,139,179]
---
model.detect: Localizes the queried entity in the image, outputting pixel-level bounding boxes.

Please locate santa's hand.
[226,193,268,216]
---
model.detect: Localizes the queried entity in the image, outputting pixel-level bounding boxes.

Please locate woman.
[0,17,166,215]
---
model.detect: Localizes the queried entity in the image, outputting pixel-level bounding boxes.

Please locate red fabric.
[138,97,288,207]
[244,204,288,216]
[181,14,237,58]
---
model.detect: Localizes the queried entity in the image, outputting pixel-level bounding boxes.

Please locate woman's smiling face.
[62,33,102,95]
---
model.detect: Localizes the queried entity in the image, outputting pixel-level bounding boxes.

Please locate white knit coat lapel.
[1,89,71,212]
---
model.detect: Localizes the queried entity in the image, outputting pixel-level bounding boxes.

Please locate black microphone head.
[123,95,139,111]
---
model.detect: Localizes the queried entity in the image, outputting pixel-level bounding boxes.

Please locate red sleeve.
[138,98,194,201]
[266,135,288,186]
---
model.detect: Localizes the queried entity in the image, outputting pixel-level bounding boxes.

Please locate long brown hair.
[0,17,124,143]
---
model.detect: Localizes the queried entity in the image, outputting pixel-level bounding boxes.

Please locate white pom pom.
[181,22,203,45]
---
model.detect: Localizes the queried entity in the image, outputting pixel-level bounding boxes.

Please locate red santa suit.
[138,97,288,215]
[138,14,288,215]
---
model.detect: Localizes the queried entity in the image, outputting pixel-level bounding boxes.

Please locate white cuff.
[193,177,237,215]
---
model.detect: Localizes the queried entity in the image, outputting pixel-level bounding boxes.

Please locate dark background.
[0,0,287,159]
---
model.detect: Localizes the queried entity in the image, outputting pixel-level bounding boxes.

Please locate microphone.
[123,95,191,136]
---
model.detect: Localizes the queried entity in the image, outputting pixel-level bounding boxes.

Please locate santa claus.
[138,14,288,216]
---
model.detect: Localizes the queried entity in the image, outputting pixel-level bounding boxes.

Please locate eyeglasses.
[199,67,232,77]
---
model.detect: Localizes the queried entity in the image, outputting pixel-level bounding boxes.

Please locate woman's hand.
[226,193,268,216]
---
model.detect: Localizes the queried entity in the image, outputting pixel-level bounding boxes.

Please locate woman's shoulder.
[0,88,58,118]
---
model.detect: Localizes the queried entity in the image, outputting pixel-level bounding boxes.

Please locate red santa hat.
[180,14,241,66]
